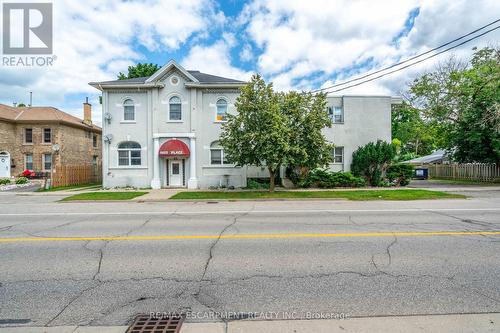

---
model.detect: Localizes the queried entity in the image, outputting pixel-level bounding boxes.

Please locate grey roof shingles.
[93,70,244,86]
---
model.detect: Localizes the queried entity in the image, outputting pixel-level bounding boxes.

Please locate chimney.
[83,97,92,125]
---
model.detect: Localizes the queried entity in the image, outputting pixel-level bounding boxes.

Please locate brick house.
[0,101,102,178]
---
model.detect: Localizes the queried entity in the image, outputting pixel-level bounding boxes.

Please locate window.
[92,155,98,165]
[117,141,141,166]
[43,128,51,143]
[92,133,97,148]
[43,153,52,171]
[332,147,344,163]
[216,99,228,121]
[210,141,229,165]
[169,96,182,121]
[25,154,33,170]
[24,128,33,143]
[123,99,135,121]
[327,106,344,123]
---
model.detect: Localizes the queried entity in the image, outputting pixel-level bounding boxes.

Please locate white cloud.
[181,36,253,81]
[0,0,222,115]
[240,0,500,93]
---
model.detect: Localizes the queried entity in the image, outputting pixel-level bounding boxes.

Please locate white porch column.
[151,137,161,189]
[187,137,198,189]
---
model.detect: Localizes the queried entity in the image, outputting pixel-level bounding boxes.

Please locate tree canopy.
[118,63,160,80]
[395,47,500,163]
[219,74,333,191]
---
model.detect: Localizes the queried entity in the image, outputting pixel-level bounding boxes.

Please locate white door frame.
[167,159,184,187]
[0,151,11,178]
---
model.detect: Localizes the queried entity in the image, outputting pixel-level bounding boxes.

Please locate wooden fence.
[52,164,102,187]
[427,163,500,182]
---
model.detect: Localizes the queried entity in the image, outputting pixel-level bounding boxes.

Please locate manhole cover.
[126,314,184,333]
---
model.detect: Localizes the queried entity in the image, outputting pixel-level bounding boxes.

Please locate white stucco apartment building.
[90,60,400,189]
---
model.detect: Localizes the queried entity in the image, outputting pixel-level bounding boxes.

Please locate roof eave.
[89,82,163,90]
[184,82,246,89]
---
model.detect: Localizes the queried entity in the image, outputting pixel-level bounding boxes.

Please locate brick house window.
[24,128,33,143]
[92,155,98,165]
[25,154,33,170]
[93,133,97,148]
[43,153,52,171]
[43,128,52,143]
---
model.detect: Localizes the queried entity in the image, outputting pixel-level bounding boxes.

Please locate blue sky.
[0,0,498,124]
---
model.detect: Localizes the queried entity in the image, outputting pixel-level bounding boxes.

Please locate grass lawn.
[429,178,499,186]
[61,191,147,201]
[38,183,102,192]
[170,189,465,201]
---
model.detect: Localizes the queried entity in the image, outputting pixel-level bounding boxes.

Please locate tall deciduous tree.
[406,47,499,163]
[220,74,333,192]
[118,63,160,80]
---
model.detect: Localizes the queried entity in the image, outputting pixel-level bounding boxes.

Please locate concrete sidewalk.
[2,313,499,333]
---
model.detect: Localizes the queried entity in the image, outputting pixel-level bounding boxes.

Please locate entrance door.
[168,159,183,187]
[0,152,10,178]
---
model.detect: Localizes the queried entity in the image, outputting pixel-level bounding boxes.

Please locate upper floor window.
[216,99,228,122]
[118,141,141,166]
[210,141,230,165]
[332,146,344,163]
[327,106,344,123]
[92,133,98,148]
[43,128,52,143]
[123,99,135,121]
[24,128,33,143]
[169,96,182,121]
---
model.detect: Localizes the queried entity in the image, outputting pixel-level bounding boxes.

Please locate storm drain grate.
[126,314,184,333]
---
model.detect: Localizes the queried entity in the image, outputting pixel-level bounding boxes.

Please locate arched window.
[169,96,182,121]
[210,141,229,165]
[118,141,141,166]
[123,99,135,121]
[216,99,227,121]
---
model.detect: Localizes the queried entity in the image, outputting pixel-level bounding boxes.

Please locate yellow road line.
[0,231,499,243]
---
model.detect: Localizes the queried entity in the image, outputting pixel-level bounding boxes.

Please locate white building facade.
[91,60,400,189]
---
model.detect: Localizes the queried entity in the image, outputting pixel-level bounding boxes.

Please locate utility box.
[414,168,428,180]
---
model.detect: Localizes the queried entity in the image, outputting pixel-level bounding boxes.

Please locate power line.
[320,25,500,94]
[312,18,500,93]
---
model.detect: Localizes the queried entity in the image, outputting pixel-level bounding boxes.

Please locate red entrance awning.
[159,139,190,158]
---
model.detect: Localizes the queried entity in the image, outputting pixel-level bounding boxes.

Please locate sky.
[0,0,499,124]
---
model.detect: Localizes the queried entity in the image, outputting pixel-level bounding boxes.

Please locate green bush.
[246,178,269,189]
[387,164,414,186]
[15,177,29,185]
[0,178,11,186]
[299,169,365,188]
[351,140,396,186]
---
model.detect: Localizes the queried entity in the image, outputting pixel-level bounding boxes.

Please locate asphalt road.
[0,190,499,327]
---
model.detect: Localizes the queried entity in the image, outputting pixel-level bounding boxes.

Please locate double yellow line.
[1,230,499,243]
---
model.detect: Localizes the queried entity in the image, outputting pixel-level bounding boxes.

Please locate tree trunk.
[268,167,275,192]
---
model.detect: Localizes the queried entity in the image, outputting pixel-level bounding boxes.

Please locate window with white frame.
[327,106,344,123]
[118,141,141,166]
[169,96,182,121]
[216,99,228,121]
[123,99,135,121]
[210,141,230,165]
[43,153,52,171]
[332,147,344,163]
[25,154,33,170]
